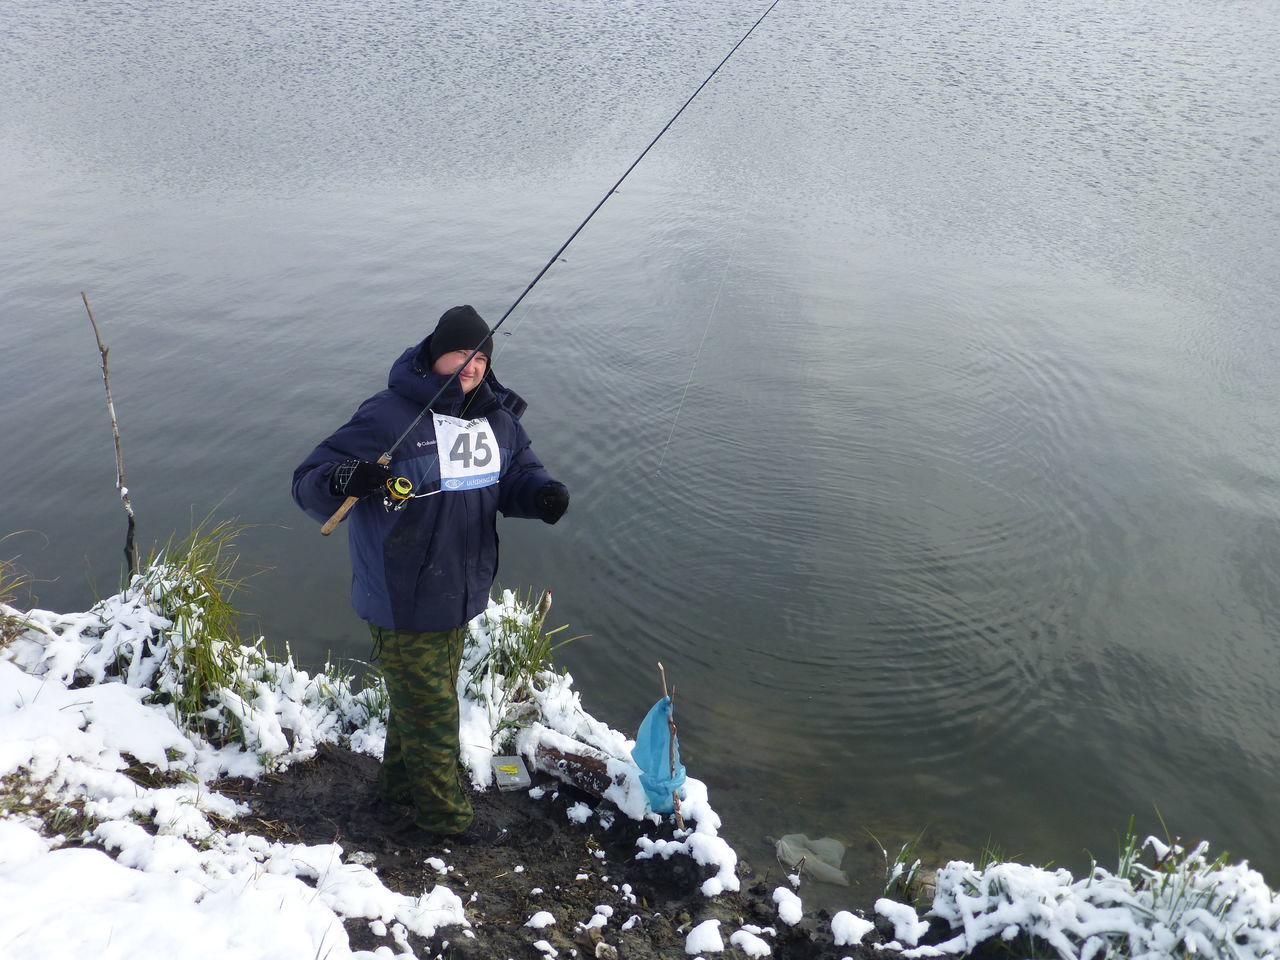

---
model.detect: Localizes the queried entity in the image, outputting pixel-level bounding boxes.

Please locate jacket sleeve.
[497,419,556,519]
[291,398,391,524]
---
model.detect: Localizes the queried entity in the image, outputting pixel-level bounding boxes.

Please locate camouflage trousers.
[369,624,474,834]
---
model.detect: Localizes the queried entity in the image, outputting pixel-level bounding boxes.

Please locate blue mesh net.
[630,696,687,814]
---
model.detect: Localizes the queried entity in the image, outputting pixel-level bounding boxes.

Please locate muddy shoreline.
[230,744,913,959]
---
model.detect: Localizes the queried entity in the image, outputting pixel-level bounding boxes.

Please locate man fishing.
[292,304,569,844]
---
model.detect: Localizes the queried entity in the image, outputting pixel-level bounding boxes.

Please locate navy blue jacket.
[292,336,556,631]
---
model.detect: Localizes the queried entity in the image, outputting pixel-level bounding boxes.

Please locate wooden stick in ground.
[82,292,138,578]
[658,663,684,829]
[669,693,684,829]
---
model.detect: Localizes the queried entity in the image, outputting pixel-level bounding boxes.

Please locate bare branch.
[659,663,684,829]
[81,292,138,577]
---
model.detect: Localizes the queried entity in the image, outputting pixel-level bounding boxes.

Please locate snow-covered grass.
[137,518,257,729]
[0,540,33,650]
[877,828,928,905]
[463,587,580,745]
[5,545,1276,960]
[0,545,739,959]
[0,545,433,958]
[861,832,1280,960]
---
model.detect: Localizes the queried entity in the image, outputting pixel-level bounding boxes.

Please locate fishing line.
[323,0,784,534]
[487,300,535,366]
[655,225,744,474]
[395,0,782,454]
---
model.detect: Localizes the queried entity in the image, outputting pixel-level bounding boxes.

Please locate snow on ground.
[524,910,556,929]
[915,848,1280,959]
[876,897,930,947]
[4,569,1280,960]
[773,886,804,926]
[684,917,723,954]
[0,575,738,960]
[728,926,773,957]
[831,909,875,946]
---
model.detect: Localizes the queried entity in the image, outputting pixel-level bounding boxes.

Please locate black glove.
[329,459,390,499]
[536,481,570,525]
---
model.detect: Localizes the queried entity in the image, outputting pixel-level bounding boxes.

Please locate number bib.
[433,414,501,490]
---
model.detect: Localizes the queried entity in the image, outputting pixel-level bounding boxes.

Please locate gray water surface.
[3,0,1278,892]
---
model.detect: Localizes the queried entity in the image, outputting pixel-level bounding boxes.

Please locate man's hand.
[536,481,570,524]
[329,459,390,499]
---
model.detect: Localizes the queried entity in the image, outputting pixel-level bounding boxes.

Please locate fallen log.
[531,740,627,799]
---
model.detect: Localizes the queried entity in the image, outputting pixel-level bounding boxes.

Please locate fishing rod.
[322,0,783,535]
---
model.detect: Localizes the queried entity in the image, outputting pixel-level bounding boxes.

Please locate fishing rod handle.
[320,452,393,536]
[320,496,359,536]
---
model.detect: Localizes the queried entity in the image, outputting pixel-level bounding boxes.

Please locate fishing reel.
[381,476,438,511]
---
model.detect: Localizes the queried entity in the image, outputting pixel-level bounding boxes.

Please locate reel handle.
[321,452,393,536]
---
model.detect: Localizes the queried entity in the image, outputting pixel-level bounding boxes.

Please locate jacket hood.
[387,336,527,420]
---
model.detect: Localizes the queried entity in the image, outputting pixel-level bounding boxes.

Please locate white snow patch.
[876,898,930,947]
[772,886,803,926]
[832,910,875,946]
[634,784,740,897]
[685,918,724,954]
[730,928,772,956]
[0,820,49,867]
[525,911,556,929]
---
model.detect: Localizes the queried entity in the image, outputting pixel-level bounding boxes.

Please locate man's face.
[431,349,489,394]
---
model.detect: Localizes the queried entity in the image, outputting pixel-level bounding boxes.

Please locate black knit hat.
[428,305,494,366]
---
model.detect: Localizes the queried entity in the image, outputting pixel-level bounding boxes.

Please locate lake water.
[3,0,1278,896]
